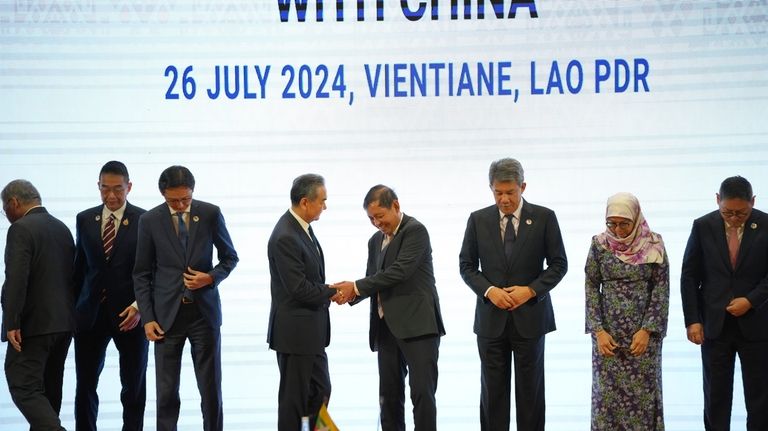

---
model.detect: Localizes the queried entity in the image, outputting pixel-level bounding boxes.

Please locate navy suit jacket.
[267,210,335,355]
[355,214,445,350]
[74,202,145,331]
[133,200,238,331]
[2,207,75,341]
[681,208,768,340]
[459,201,568,339]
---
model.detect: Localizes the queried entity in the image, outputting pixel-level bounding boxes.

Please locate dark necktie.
[176,212,188,253]
[504,214,516,259]
[308,225,318,247]
[103,213,116,259]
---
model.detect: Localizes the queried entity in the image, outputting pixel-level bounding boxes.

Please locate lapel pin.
[122,219,129,226]
[193,215,200,223]
[95,215,101,221]
[751,222,757,229]
[525,219,532,225]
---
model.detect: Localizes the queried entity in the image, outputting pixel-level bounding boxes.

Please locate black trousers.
[376,317,440,431]
[276,350,331,431]
[5,331,72,431]
[74,305,148,431]
[477,313,546,431]
[702,315,768,431]
[154,302,222,431]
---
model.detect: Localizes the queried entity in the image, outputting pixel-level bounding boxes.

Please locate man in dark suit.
[334,185,445,431]
[681,175,768,431]
[133,165,238,431]
[459,158,567,431]
[2,179,75,431]
[73,161,148,431]
[267,173,340,431]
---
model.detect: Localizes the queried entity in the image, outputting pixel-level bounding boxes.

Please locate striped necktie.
[103,213,116,259]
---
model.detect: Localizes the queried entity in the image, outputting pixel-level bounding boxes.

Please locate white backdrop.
[2,1,768,429]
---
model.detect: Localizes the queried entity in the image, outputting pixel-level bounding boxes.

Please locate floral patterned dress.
[585,236,669,431]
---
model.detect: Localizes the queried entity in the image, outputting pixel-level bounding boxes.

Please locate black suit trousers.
[477,313,545,431]
[702,315,768,431]
[377,317,440,431]
[154,302,223,431]
[4,331,72,431]
[276,350,331,431]
[74,306,148,431]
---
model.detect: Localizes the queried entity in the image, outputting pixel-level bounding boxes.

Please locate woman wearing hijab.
[585,192,669,430]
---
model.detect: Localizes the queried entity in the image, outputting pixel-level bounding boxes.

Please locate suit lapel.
[187,202,200,261]
[375,232,386,269]
[111,203,135,261]
[483,209,507,263]
[735,213,759,271]
[381,215,411,269]
[707,214,732,271]
[89,206,107,263]
[161,206,186,263]
[287,212,324,277]
[505,204,532,268]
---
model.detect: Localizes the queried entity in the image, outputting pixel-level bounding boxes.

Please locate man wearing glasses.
[681,175,768,430]
[133,165,238,431]
[73,161,148,430]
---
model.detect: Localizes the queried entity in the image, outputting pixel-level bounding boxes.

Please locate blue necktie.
[176,212,188,253]
[176,212,194,302]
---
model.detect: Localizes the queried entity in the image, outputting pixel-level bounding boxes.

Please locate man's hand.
[595,330,617,357]
[487,287,515,310]
[504,285,535,309]
[331,281,357,304]
[144,321,165,341]
[726,297,752,317]
[118,305,141,332]
[183,267,214,290]
[630,329,650,356]
[686,323,704,345]
[6,329,22,352]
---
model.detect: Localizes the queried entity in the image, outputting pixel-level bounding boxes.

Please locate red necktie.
[727,225,740,269]
[103,213,116,259]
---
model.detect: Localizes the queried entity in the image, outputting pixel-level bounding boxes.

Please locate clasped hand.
[487,285,534,311]
[330,281,357,305]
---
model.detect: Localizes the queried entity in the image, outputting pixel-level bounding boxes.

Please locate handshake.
[329,281,357,305]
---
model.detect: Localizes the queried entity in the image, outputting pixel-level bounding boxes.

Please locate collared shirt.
[22,205,43,217]
[383,212,405,248]
[102,202,127,235]
[725,221,745,242]
[168,204,190,235]
[289,207,313,241]
[498,201,523,241]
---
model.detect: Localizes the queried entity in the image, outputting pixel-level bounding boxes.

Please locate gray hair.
[1,179,42,205]
[290,174,325,205]
[488,158,524,185]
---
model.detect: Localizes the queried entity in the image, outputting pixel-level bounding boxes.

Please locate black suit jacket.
[267,211,335,355]
[459,201,568,339]
[355,214,445,350]
[681,209,768,340]
[2,207,75,341]
[133,200,238,331]
[74,202,145,331]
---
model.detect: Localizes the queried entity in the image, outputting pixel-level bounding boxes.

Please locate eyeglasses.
[720,210,749,219]
[165,197,192,206]
[99,185,126,195]
[606,221,633,229]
